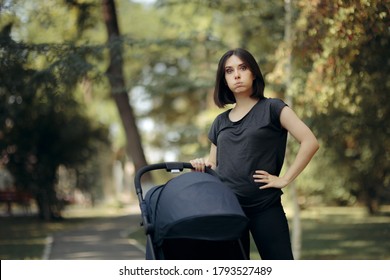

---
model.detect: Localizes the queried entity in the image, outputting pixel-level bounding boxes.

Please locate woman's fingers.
[190,158,206,172]
[253,170,289,189]
[253,170,270,181]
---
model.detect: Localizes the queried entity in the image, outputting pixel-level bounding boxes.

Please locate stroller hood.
[145,172,248,247]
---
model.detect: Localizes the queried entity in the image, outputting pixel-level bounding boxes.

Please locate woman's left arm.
[255,106,320,189]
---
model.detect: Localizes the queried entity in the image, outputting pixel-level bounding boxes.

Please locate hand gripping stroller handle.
[134,162,216,196]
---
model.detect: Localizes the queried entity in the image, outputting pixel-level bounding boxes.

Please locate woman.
[190,48,319,260]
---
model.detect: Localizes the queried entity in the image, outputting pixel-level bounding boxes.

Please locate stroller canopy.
[145,172,248,247]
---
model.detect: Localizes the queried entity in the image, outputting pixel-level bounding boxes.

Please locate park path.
[47,207,146,260]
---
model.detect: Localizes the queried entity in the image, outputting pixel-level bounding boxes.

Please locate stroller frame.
[134,162,248,260]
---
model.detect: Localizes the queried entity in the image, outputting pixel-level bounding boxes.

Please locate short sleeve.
[208,117,219,145]
[270,98,288,128]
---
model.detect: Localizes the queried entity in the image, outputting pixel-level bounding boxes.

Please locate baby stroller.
[134,162,249,260]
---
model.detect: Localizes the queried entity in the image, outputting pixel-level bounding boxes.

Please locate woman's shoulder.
[208,109,231,140]
[260,98,288,125]
[214,109,231,121]
[263,97,288,106]
[261,97,288,112]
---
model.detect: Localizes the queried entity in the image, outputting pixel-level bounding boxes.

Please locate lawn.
[298,206,390,259]
[1,204,389,260]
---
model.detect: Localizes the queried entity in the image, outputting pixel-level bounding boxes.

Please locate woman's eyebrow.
[225,63,246,69]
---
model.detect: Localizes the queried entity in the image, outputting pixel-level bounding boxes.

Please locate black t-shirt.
[208,98,288,208]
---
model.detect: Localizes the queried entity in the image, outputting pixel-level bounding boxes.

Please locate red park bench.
[0,190,33,215]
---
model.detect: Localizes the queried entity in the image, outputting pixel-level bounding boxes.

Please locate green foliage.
[1,0,389,214]
[0,20,110,218]
[290,0,390,211]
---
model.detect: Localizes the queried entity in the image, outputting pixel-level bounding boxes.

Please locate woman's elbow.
[311,137,320,154]
[302,135,319,155]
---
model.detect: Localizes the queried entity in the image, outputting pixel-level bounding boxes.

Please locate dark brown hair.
[213,48,265,108]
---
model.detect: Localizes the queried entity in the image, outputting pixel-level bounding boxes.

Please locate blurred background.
[0,0,389,259]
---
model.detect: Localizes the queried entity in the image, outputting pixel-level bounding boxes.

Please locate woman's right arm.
[190,143,217,172]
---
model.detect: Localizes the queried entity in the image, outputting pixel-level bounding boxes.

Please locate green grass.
[298,206,390,259]
[1,205,389,260]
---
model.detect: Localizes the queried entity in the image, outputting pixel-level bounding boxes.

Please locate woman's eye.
[240,65,247,71]
[226,68,233,74]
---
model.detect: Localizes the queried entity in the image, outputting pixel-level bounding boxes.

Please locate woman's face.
[224,55,255,97]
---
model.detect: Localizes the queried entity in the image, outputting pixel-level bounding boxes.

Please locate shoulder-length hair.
[213,48,265,108]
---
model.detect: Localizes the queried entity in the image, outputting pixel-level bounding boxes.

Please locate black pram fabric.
[144,171,248,259]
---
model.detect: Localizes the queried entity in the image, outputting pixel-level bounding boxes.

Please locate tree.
[292,0,390,213]
[0,24,110,219]
[101,0,152,184]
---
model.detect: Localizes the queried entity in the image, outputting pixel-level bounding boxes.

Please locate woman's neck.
[229,96,260,122]
[233,96,259,110]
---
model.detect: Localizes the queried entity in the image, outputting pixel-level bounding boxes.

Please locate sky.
[132,0,156,4]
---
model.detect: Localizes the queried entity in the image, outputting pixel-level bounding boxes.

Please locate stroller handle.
[134,162,216,196]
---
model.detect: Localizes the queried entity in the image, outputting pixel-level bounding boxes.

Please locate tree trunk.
[101,0,152,184]
[35,190,51,221]
[363,179,380,215]
[284,0,302,259]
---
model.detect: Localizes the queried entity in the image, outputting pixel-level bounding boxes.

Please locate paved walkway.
[47,210,146,260]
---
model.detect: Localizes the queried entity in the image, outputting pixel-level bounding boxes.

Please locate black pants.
[241,199,294,260]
